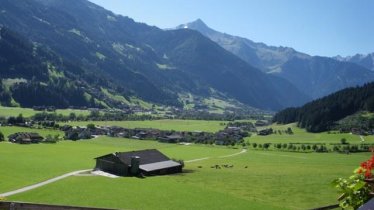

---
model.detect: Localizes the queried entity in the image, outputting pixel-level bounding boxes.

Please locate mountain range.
[0,0,309,111]
[334,53,374,71]
[0,0,373,112]
[177,19,374,99]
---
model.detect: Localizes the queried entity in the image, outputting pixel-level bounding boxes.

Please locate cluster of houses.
[350,128,374,136]
[8,132,44,144]
[63,124,250,145]
[4,121,257,146]
[32,106,57,112]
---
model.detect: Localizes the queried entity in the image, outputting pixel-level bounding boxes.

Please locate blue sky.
[88,0,374,57]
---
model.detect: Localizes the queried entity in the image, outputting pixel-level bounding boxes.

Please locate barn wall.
[95,159,128,176]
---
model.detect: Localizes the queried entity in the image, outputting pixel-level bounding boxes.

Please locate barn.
[94,149,182,176]
[8,132,44,144]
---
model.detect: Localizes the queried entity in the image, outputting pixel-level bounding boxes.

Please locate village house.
[255,120,270,127]
[8,132,44,144]
[94,149,183,176]
[351,128,366,135]
[258,128,273,136]
[64,124,247,146]
[158,133,183,143]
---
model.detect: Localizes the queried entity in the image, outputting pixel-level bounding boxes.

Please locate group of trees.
[247,142,373,153]
[273,82,374,132]
[7,114,26,125]
[176,111,254,121]
[0,81,12,106]
[11,79,100,108]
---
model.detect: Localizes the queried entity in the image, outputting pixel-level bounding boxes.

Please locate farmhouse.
[158,134,183,143]
[94,149,182,176]
[258,128,273,136]
[255,120,270,127]
[8,132,44,144]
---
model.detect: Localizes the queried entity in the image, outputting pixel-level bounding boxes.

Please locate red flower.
[365,170,372,178]
[358,155,374,178]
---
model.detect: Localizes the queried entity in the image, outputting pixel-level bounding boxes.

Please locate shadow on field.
[170,169,196,176]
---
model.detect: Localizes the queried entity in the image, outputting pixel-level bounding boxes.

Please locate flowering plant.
[332,155,374,209]
[357,155,374,178]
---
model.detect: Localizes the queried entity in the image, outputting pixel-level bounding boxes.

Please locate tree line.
[273,82,374,132]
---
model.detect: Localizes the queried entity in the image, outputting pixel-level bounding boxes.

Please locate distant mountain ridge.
[177,19,374,100]
[176,19,310,72]
[334,53,374,71]
[0,0,309,111]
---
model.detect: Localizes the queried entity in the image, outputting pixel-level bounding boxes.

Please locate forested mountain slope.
[0,0,309,110]
[273,83,374,132]
[0,27,108,108]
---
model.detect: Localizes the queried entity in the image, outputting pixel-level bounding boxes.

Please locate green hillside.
[273,83,374,132]
[0,0,308,111]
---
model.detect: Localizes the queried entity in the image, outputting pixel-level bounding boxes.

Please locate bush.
[87,123,96,130]
[43,134,58,143]
[0,131,4,141]
[332,155,374,209]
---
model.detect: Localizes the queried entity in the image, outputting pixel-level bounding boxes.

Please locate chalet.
[351,128,366,135]
[226,126,241,131]
[255,120,269,127]
[8,132,44,144]
[258,128,273,136]
[133,131,147,139]
[94,149,182,176]
[158,134,183,143]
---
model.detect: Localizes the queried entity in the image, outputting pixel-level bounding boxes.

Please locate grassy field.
[0,137,233,193]
[66,119,226,132]
[0,126,63,138]
[1,120,373,209]
[0,106,91,118]
[250,123,374,145]
[0,135,371,209]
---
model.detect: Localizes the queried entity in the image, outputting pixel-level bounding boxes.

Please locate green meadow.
[0,106,90,118]
[1,120,373,209]
[251,123,374,144]
[66,119,226,132]
[0,126,63,138]
[0,135,371,209]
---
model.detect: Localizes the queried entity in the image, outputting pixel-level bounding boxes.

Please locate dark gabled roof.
[116,149,170,165]
[8,132,43,141]
[140,160,181,172]
[28,133,44,139]
[94,153,123,164]
[166,134,183,139]
[95,149,171,166]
